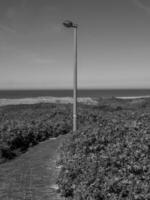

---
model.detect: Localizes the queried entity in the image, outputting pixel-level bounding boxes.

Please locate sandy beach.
[0,96,98,107]
[117,95,150,99]
[0,95,150,107]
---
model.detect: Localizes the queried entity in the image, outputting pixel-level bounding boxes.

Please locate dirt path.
[0,135,66,200]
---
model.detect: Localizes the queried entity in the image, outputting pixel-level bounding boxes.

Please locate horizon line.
[0,88,150,91]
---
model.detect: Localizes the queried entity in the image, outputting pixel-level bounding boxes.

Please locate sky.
[0,0,150,89]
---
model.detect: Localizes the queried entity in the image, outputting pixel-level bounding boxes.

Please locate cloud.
[133,0,150,14]
[0,24,16,33]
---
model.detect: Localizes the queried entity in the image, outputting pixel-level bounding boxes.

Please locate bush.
[0,144,16,160]
[0,103,72,161]
[57,119,150,200]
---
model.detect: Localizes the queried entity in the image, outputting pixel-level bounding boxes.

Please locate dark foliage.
[57,98,150,200]
[0,103,72,161]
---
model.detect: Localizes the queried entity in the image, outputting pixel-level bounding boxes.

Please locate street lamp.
[63,20,78,132]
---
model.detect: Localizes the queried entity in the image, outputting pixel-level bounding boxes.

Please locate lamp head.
[63,20,77,28]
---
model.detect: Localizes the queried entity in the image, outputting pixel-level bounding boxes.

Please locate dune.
[0,96,98,107]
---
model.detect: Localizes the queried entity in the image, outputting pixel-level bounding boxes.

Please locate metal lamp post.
[63,20,78,132]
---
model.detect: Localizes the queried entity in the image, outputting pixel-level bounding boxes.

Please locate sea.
[0,89,150,99]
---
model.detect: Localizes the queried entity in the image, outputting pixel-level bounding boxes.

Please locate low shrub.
[57,119,150,200]
[0,103,72,161]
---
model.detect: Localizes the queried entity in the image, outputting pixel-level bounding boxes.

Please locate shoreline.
[0,95,149,107]
[0,96,98,107]
[117,95,150,99]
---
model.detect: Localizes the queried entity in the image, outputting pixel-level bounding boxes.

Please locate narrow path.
[0,135,66,200]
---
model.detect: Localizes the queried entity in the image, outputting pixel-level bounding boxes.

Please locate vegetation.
[57,98,150,200]
[0,103,72,162]
[1,98,150,199]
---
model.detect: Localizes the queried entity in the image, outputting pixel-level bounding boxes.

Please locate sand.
[0,96,98,107]
[0,95,150,107]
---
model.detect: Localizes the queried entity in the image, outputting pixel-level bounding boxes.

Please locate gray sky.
[0,0,150,89]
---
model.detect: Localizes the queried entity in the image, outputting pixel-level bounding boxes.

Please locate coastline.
[0,96,98,107]
[117,95,150,99]
[0,95,150,107]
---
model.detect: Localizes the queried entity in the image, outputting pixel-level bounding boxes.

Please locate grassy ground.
[0,134,66,200]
